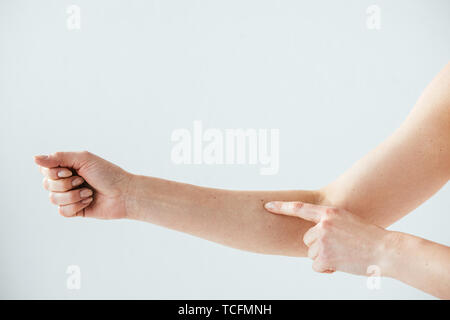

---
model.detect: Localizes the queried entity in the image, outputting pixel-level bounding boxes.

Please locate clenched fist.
[34,151,132,219]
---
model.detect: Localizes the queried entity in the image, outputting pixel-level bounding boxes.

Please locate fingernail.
[72,177,84,187]
[81,197,93,204]
[35,155,48,160]
[264,202,275,210]
[80,189,93,198]
[57,170,72,178]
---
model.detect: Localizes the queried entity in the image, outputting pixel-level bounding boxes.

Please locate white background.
[0,0,449,299]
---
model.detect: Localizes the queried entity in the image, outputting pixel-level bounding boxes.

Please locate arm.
[321,62,450,227]
[126,177,319,256]
[35,152,319,256]
[384,232,450,299]
[34,62,450,257]
[265,201,450,299]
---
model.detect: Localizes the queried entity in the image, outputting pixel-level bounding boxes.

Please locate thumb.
[264,201,322,223]
[34,151,93,170]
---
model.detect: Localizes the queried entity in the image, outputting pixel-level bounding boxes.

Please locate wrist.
[123,172,141,220]
[376,231,407,278]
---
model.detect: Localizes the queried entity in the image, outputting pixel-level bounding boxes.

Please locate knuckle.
[72,189,82,201]
[42,177,48,189]
[46,168,54,177]
[313,260,326,273]
[49,169,59,179]
[302,233,309,245]
[325,207,339,215]
[58,206,66,216]
[314,261,327,273]
[320,219,333,229]
[316,239,323,250]
[304,239,312,248]
[317,237,328,248]
[58,180,72,192]
[66,179,75,190]
[58,205,71,217]
[320,249,330,261]
[49,179,71,192]
[319,246,334,263]
[293,202,303,210]
[48,192,57,204]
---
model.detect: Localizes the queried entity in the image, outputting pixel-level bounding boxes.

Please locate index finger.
[33,152,89,169]
[264,201,324,223]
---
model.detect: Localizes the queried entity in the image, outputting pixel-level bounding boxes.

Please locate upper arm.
[321,62,450,227]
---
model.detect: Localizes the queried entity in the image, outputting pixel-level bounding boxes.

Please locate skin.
[265,201,450,299]
[34,62,450,298]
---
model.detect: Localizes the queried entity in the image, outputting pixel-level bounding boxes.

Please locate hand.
[264,201,392,275]
[34,151,132,219]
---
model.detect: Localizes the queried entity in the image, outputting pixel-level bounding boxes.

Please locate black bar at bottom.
[0,300,446,319]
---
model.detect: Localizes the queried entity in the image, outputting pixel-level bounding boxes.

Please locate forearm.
[383,232,450,299]
[125,174,319,256]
